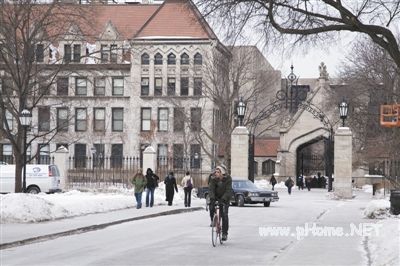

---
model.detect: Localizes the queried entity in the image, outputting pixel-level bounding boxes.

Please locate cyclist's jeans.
[220,203,229,235]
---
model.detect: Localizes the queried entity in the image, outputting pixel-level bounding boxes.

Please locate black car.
[196,179,279,207]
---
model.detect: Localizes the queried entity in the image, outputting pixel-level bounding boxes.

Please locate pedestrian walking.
[145,168,159,207]
[131,169,147,209]
[270,174,277,191]
[164,171,178,206]
[181,171,194,207]
[285,177,294,195]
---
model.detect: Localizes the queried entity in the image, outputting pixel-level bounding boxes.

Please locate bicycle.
[211,201,223,247]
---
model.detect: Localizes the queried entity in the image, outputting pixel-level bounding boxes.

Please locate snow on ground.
[363,199,391,219]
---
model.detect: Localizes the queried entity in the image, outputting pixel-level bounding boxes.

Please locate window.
[157,144,168,166]
[38,107,50,131]
[141,108,151,131]
[154,77,162,96]
[262,160,276,175]
[3,110,13,130]
[173,144,184,169]
[75,77,87,96]
[158,108,168,132]
[38,144,50,164]
[93,144,105,168]
[141,53,149,65]
[38,78,49,95]
[112,77,124,96]
[141,77,149,96]
[181,53,189,65]
[73,44,81,63]
[190,144,201,168]
[194,53,202,65]
[167,53,176,65]
[167,78,176,96]
[74,144,86,168]
[94,77,105,96]
[194,77,202,96]
[36,44,44,62]
[101,44,109,63]
[191,108,201,132]
[57,77,68,96]
[94,108,105,132]
[111,144,123,168]
[75,108,87,132]
[112,108,123,132]
[154,53,163,65]
[1,144,13,164]
[110,44,117,63]
[173,107,184,132]
[180,77,189,96]
[254,161,258,175]
[57,108,68,132]
[64,44,71,63]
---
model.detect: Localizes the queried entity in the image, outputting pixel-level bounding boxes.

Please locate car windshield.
[232,180,258,189]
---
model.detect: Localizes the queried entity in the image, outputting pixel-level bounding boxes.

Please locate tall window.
[141,77,149,96]
[167,53,176,65]
[36,44,44,62]
[181,53,189,65]
[75,77,87,96]
[157,144,168,166]
[1,144,13,164]
[173,144,184,169]
[73,44,81,63]
[101,44,109,63]
[64,44,71,63]
[3,110,13,130]
[190,108,201,132]
[194,77,202,96]
[154,77,162,96]
[75,108,87,132]
[158,108,168,132]
[94,108,105,132]
[110,44,117,63]
[167,78,176,96]
[38,107,50,131]
[141,53,149,65]
[154,53,163,65]
[38,144,50,164]
[173,107,184,132]
[57,108,68,132]
[190,144,201,168]
[112,108,123,132]
[112,77,124,96]
[194,53,202,65]
[93,144,105,168]
[75,144,86,168]
[111,144,123,168]
[57,77,68,96]
[94,77,105,96]
[180,77,189,96]
[141,108,151,131]
[262,160,276,175]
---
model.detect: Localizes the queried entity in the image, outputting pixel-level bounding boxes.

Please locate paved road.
[1,189,375,266]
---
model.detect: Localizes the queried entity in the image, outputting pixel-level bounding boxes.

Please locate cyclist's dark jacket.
[208,174,233,203]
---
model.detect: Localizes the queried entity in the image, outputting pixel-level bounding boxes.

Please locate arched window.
[141,53,149,65]
[262,160,276,175]
[167,53,176,65]
[194,53,202,65]
[154,53,163,65]
[180,53,189,65]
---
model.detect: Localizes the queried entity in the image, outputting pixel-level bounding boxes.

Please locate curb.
[0,207,204,250]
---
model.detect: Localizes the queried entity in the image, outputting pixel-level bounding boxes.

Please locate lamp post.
[19,109,32,192]
[237,97,246,126]
[339,98,349,127]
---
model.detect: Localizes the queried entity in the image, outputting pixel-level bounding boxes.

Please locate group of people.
[130,168,194,209]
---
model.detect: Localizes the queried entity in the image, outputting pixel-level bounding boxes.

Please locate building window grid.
[141,53,149,65]
[154,53,163,65]
[75,77,87,96]
[194,77,202,96]
[141,77,149,96]
[194,53,203,65]
[112,108,123,132]
[94,108,105,132]
[167,53,176,65]
[73,44,81,63]
[75,108,87,132]
[64,44,71,63]
[181,53,189,65]
[57,108,68,132]
[57,77,69,96]
[154,77,162,96]
[110,44,118,63]
[112,77,124,96]
[101,44,109,63]
[190,107,201,132]
[38,107,50,131]
[141,108,151,131]
[158,108,169,132]
[36,44,44,62]
[167,78,176,96]
[180,77,189,96]
[4,110,13,131]
[94,77,105,96]
[173,107,184,132]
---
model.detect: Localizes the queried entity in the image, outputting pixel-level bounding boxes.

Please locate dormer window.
[141,53,149,65]
[194,53,202,65]
[154,53,163,65]
[167,53,176,65]
[181,53,189,65]
[101,44,109,63]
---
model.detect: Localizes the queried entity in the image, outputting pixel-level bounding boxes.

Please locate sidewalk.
[1,202,204,249]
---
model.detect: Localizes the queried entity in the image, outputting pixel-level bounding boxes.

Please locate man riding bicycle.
[208,165,232,241]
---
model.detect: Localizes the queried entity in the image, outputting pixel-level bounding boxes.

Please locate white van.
[0,164,63,193]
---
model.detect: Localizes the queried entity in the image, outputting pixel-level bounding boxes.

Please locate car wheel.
[237,195,244,207]
[264,202,271,207]
[26,186,40,194]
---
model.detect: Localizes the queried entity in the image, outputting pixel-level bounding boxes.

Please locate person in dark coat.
[145,168,159,207]
[305,176,312,191]
[164,171,178,206]
[270,175,277,191]
[285,177,294,195]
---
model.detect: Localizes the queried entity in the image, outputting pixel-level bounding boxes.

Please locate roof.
[254,138,280,157]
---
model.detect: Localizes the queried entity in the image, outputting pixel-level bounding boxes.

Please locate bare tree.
[0,1,95,192]
[195,0,400,69]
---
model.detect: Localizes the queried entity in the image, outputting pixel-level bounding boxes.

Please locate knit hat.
[215,165,226,175]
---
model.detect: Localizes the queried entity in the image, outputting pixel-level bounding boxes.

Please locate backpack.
[186,178,193,189]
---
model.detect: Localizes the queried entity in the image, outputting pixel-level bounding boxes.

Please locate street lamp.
[19,109,32,192]
[237,97,246,126]
[338,98,349,127]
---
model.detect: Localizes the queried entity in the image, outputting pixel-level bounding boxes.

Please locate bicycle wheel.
[218,216,223,244]
[211,215,218,247]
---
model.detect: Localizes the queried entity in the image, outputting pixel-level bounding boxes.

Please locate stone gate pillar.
[54,146,69,190]
[231,126,249,179]
[143,146,156,175]
[334,127,353,199]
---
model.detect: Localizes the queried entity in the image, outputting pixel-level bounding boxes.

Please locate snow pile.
[362,185,373,193]
[254,179,286,189]
[363,199,391,219]
[368,219,400,265]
